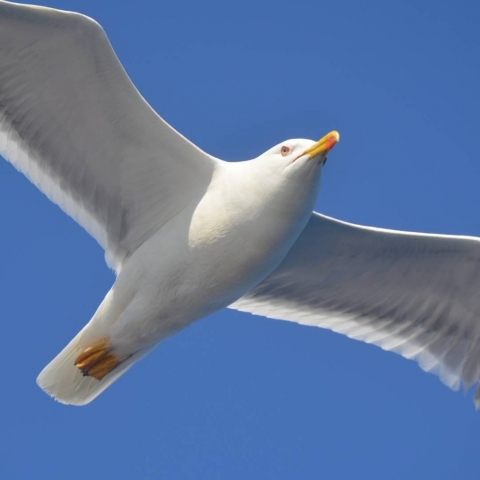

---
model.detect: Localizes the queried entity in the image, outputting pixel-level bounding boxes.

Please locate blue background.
[1,0,480,478]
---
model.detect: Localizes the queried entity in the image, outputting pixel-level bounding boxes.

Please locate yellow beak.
[301,130,340,160]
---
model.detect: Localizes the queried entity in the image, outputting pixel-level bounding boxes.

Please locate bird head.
[265,130,339,167]
[255,130,339,177]
[252,131,340,193]
[233,130,340,219]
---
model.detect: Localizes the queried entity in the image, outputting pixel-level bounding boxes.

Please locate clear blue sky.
[1,0,480,478]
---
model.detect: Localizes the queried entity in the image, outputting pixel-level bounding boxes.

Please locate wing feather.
[231,213,480,406]
[0,1,216,270]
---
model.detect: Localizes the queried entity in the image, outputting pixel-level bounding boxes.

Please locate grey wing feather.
[230,212,480,408]
[0,1,216,270]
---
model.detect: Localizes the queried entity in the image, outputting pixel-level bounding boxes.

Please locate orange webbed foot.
[74,338,120,380]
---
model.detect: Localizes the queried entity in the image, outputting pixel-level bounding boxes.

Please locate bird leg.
[74,338,120,380]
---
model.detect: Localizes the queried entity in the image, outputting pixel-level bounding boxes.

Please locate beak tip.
[301,130,341,160]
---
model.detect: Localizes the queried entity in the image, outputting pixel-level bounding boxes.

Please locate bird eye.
[280,146,291,156]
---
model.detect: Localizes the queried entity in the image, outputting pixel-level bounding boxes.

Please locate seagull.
[1,1,480,408]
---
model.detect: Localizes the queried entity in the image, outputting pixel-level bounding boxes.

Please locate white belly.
[107,161,321,356]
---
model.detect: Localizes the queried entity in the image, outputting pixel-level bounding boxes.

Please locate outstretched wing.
[0,1,216,271]
[231,212,480,407]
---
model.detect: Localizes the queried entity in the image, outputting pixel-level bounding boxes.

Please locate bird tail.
[36,325,150,406]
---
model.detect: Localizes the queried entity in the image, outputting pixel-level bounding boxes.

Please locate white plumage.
[1,1,480,408]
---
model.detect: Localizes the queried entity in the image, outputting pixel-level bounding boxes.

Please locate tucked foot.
[74,338,120,380]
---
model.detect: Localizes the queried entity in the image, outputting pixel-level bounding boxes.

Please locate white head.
[256,130,339,171]
[251,130,340,193]
[209,130,340,251]
[223,130,340,224]
[217,130,340,212]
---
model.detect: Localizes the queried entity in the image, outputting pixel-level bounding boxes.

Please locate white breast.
[185,160,322,304]
[110,158,322,349]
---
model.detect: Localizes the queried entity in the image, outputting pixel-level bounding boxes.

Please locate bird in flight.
[1,1,480,408]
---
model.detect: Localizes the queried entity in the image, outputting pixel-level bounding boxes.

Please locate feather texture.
[0,1,216,271]
[231,213,480,407]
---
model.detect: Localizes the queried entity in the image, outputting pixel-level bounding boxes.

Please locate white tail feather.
[36,328,150,406]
